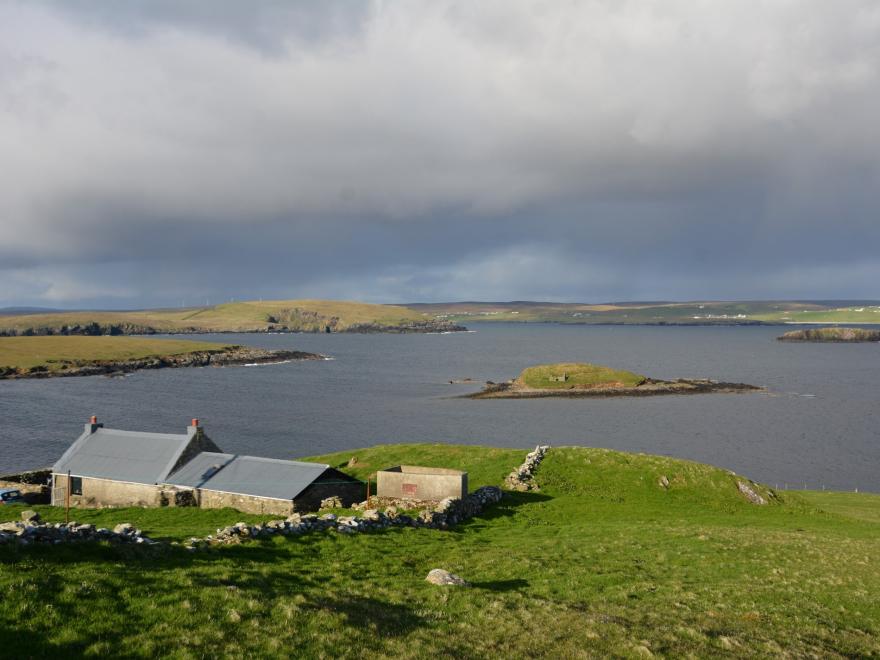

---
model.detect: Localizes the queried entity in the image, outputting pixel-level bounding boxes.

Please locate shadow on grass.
[472,578,529,592]
[304,595,425,636]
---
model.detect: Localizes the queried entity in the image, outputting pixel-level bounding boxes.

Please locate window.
[70,477,82,496]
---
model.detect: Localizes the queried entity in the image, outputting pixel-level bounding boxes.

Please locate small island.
[467,362,763,398]
[777,327,880,342]
[0,336,324,380]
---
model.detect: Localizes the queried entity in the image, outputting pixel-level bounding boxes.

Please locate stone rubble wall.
[0,515,157,547]
[0,485,505,551]
[183,485,504,550]
[504,445,551,491]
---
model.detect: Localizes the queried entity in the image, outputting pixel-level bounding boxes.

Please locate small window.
[70,477,83,496]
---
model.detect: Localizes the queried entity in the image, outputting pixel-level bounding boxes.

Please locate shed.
[376,465,468,501]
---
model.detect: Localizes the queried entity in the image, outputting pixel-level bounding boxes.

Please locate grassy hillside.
[409,300,880,325]
[517,363,646,389]
[0,336,232,371]
[0,299,435,335]
[1,444,878,657]
[302,443,528,489]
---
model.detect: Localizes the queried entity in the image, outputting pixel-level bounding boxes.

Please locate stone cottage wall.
[196,489,295,516]
[52,474,161,508]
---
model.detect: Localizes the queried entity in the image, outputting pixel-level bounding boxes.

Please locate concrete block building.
[51,417,362,515]
[376,465,468,501]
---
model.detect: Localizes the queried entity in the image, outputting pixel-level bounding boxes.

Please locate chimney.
[188,418,201,437]
[191,418,200,428]
[85,415,103,433]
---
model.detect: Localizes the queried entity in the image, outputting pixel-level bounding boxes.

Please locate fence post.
[65,470,71,524]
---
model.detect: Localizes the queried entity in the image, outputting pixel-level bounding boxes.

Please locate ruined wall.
[377,466,467,501]
[52,474,161,508]
[196,489,295,516]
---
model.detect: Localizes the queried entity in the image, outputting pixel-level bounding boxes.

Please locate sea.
[1,323,877,492]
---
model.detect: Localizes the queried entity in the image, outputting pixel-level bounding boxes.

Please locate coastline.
[466,378,765,399]
[0,346,325,380]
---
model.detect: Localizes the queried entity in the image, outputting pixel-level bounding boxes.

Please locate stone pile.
[319,496,343,510]
[504,445,551,491]
[0,512,157,547]
[183,486,504,550]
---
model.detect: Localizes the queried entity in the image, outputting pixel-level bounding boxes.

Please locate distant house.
[51,417,362,515]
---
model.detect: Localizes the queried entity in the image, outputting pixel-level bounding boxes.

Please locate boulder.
[20,510,40,523]
[736,480,767,505]
[425,569,469,586]
[113,523,135,535]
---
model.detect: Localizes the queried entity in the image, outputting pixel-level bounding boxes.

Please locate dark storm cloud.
[1,1,879,307]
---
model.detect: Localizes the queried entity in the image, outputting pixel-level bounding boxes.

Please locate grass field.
[1,444,878,657]
[0,336,232,371]
[409,300,880,325]
[0,299,429,335]
[517,363,647,389]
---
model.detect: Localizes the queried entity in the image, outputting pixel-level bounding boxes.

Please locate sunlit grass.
[1,444,878,657]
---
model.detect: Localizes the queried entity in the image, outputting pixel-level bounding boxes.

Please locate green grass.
[794,490,880,524]
[0,336,233,371]
[0,506,273,542]
[301,443,527,489]
[0,299,429,335]
[1,444,878,657]
[408,300,880,325]
[518,362,647,389]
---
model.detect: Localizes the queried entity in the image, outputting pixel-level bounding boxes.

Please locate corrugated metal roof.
[167,453,330,501]
[53,427,192,485]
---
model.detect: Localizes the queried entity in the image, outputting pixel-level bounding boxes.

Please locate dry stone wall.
[0,513,157,547]
[505,445,551,491]
[183,485,503,550]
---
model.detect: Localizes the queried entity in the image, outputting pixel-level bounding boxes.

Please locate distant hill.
[0,300,464,336]
[406,300,880,325]
[0,307,67,316]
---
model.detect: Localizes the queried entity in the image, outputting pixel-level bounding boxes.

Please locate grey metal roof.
[167,453,331,501]
[53,427,193,485]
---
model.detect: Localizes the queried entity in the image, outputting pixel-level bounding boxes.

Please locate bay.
[1,323,877,492]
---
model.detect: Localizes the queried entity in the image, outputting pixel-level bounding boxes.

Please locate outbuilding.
[376,465,468,501]
[51,417,362,515]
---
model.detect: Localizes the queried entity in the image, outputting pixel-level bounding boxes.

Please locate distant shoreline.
[467,378,765,399]
[0,346,324,380]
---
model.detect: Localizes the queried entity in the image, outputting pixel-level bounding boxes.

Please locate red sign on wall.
[402,483,418,496]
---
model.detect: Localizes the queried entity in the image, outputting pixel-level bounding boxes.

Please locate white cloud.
[0,1,879,304]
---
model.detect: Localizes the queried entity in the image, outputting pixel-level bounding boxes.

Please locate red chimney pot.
[191,418,200,427]
[90,415,97,424]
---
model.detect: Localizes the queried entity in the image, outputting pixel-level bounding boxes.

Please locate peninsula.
[778,327,880,342]
[0,336,323,380]
[467,362,763,398]
[0,299,465,337]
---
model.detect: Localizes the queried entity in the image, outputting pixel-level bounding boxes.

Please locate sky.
[1,1,879,308]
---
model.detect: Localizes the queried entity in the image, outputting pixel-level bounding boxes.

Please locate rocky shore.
[467,378,764,399]
[0,346,324,380]
[778,327,880,342]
